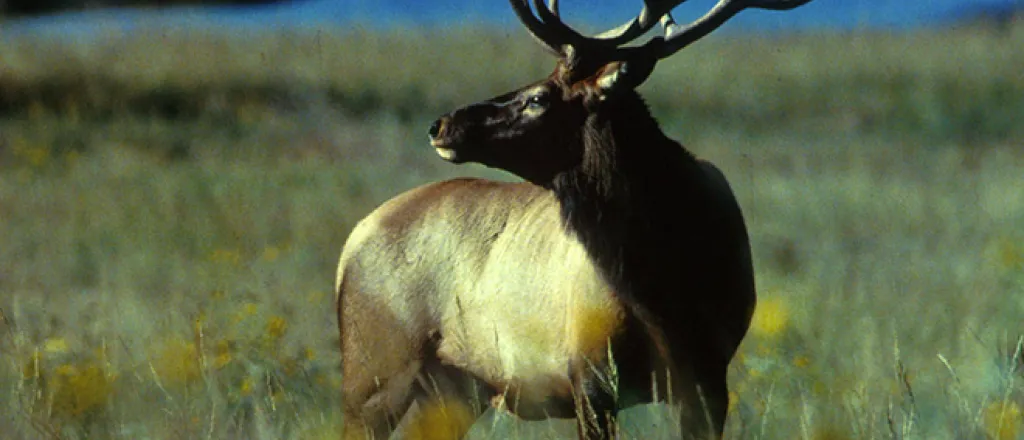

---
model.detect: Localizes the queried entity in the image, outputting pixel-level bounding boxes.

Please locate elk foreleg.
[678,372,728,440]
[669,352,729,440]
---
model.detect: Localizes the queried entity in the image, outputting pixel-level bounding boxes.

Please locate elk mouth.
[429,117,472,163]
[430,138,460,162]
[431,137,472,164]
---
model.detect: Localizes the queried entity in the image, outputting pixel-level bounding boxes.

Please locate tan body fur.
[338,179,632,422]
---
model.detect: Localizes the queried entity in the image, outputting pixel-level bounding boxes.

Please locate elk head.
[428,0,811,185]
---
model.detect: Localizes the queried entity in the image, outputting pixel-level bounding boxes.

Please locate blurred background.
[1,0,1023,28]
[1,1,1022,439]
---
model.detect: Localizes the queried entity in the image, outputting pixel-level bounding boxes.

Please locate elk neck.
[550,91,705,305]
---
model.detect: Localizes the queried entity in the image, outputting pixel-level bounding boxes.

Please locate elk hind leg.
[342,359,422,440]
[339,286,426,439]
[571,359,620,440]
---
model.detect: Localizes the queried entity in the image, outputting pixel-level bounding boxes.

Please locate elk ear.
[593,58,657,100]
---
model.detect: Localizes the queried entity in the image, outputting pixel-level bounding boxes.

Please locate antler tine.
[643,0,812,59]
[592,0,687,46]
[510,0,692,60]
[531,0,589,45]
[511,0,809,63]
[659,11,679,37]
[531,0,680,52]
[508,0,568,55]
[536,0,688,49]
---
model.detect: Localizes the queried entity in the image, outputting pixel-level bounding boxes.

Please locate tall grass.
[0,19,1022,439]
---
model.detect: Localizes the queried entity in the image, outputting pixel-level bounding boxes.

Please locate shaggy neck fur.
[550,92,703,304]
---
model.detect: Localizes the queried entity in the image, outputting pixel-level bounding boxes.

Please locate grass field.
[1,18,1022,439]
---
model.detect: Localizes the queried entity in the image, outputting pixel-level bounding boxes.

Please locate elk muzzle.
[428,116,461,162]
[428,101,507,164]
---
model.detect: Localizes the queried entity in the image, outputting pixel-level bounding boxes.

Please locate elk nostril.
[428,119,444,139]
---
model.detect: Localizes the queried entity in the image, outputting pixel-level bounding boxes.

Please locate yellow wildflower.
[153,338,201,386]
[266,316,288,340]
[405,398,475,440]
[793,356,811,369]
[231,302,260,325]
[812,424,853,440]
[43,337,69,354]
[727,391,740,414]
[754,342,775,357]
[262,246,281,262]
[983,400,1022,440]
[213,340,234,369]
[23,146,51,168]
[50,362,115,418]
[240,377,254,396]
[750,297,789,338]
[22,350,44,380]
[209,249,242,265]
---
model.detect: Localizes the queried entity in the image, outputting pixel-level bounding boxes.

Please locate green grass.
[1,20,1023,439]
[2,21,1022,146]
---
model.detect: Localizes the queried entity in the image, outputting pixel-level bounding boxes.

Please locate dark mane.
[552,90,700,302]
[548,89,752,416]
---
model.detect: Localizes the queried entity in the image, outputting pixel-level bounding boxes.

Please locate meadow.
[0,17,1022,439]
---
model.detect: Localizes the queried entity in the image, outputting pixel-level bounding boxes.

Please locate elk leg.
[673,365,728,440]
[692,375,729,440]
[571,360,618,440]
[342,359,421,440]
[339,286,428,440]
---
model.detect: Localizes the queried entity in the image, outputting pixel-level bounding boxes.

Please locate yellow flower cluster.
[984,400,1022,440]
[153,338,201,385]
[208,244,291,266]
[266,316,289,340]
[11,293,332,433]
[50,363,116,418]
[404,398,476,440]
[750,297,790,338]
[8,135,52,168]
[20,340,117,420]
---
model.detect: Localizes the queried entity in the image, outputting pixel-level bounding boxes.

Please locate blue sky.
[4,0,1022,37]
[307,0,1022,30]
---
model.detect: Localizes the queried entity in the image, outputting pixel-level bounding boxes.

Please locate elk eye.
[526,93,549,110]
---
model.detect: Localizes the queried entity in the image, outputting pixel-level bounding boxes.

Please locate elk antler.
[510,0,687,53]
[509,0,811,61]
[638,0,812,60]
[508,0,575,55]
[592,0,690,45]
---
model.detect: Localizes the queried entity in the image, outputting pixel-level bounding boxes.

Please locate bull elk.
[336,0,810,438]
